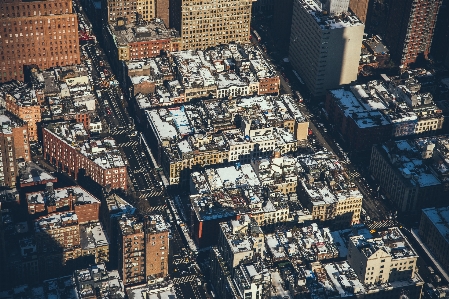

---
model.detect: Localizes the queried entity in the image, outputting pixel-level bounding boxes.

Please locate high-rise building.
[0,111,30,187]
[117,214,169,286]
[348,0,370,23]
[144,214,169,280]
[103,0,170,27]
[170,0,254,50]
[419,207,449,273]
[384,0,442,67]
[0,0,80,83]
[118,215,146,286]
[289,0,364,97]
[272,0,294,57]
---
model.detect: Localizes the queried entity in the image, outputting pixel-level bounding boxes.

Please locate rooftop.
[146,214,170,234]
[0,111,26,134]
[351,227,417,260]
[109,19,179,45]
[380,139,441,187]
[35,211,78,233]
[422,206,449,245]
[27,186,100,207]
[74,264,125,299]
[298,0,363,30]
[80,222,109,251]
[45,121,126,169]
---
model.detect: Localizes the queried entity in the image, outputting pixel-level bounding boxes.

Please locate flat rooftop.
[109,19,179,45]
[422,206,449,246]
[298,0,363,30]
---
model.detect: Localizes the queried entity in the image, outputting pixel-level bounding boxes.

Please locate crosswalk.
[173,275,197,285]
[173,258,187,265]
[119,141,139,147]
[138,190,165,199]
[111,128,130,135]
[368,220,397,230]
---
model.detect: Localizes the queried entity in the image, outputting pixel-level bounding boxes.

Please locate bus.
[252,30,261,42]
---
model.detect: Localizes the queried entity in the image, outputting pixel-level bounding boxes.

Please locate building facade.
[0,111,30,187]
[173,0,253,50]
[42,122,128,190]
[384,0,442,67]
[145,215,169,280]
[0,0,80,82]
[370,141,442,212]
[103,0,170,27]
[348,227,418,285]
[419,207,449,272]
[348,0,370,23]
[289,0,364,97]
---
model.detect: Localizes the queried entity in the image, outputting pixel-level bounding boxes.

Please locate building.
[419,207,449,273]
[102,0,170,27]
[144,214,169,280]
[348,0,370,23]
[74,264,125,299]
[272,0,294,56]
[118,214,146,286]
[145,94,303,185]
[171,0,253,50]
[26,184,101,223]
[217,215,264,269]
[117,214,169,285]
[79,222,110,264]
[0,0,80,82]
[0,275,78,299]
[289,0,364,97]
[35,211,82,278]
[325,87,392,152]
[325,73,444,152]
[1,81,42,141]
[370,138,443,212]
[127,282,177,299]
[19,161,58,187]
[233,262,271,299]
[105,19,180,62]
[264,223,339,263]
[384,0,442,67]
[348,227,418,284]
[42,121,128,190]
[0,111,30,187]
[297,152,363,226]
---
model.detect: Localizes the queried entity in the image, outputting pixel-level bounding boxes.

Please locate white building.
[289,0,364,97]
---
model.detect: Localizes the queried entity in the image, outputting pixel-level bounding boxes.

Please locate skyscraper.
[289,0,364,97]
[0,0,80,82]
[170,0,254,50]
[384,0,442,67]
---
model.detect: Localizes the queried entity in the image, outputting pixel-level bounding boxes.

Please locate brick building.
[384,0,442,67]
[145,214,169,280]
[0,0,80,82]
[26,184,101,223]
[117,214,169,286]
[35,211,82,273]
[118,214,146,286]
[0,111,30,187]
[42,121,128,190]
[1,81,42,141]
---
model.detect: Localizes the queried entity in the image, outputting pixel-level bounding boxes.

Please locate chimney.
[45,182,54,194]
